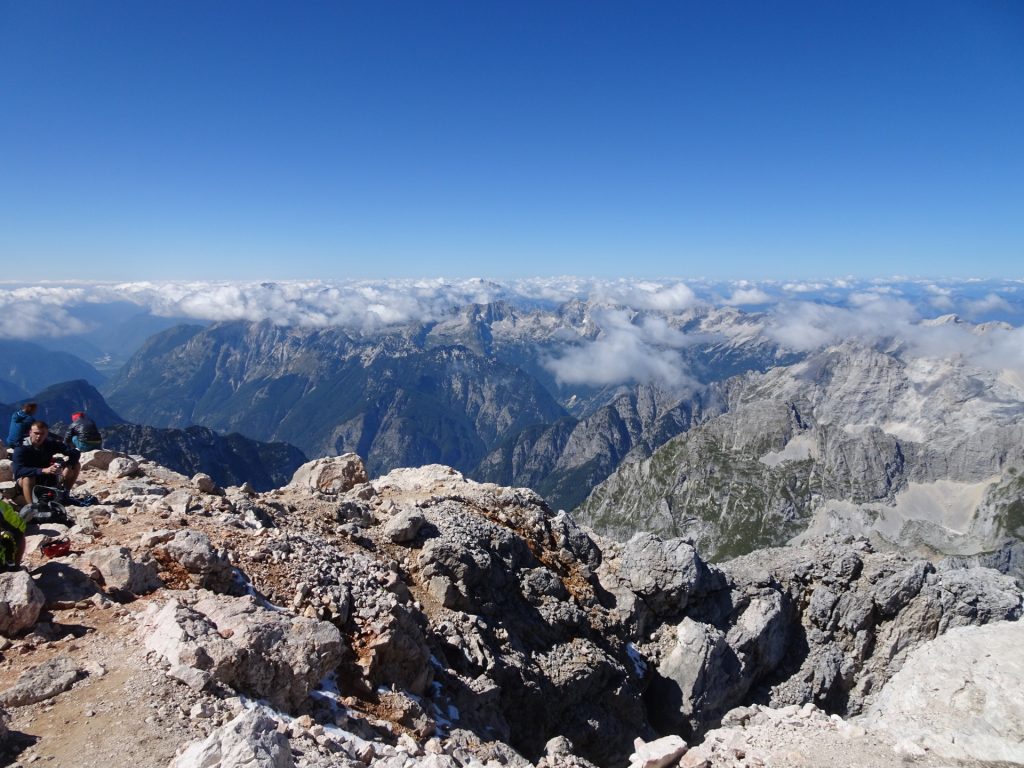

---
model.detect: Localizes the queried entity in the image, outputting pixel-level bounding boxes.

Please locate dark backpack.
[20,484,73,526]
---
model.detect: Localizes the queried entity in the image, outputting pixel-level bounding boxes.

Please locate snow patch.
[759,433,815,466]
[880,421,926,443]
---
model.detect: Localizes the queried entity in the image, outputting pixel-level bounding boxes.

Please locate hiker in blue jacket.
[6,402,38,448]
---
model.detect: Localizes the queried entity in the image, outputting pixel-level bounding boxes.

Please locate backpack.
[0,499,27,569]
[19,484,73,526]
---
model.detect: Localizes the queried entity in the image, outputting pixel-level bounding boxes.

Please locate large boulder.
[637,536,1023,739]
[87,546,162,595]
[171,706,294,768]
[0,656,83,706]
[159,529,235,593]
[141,590,344,712]
[0,570,45,636]
[288,453,368,494]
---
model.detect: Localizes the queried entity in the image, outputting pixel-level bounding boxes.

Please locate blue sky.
[1,1,1022,281]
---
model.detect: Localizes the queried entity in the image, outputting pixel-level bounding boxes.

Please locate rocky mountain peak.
[0,450,1020,767]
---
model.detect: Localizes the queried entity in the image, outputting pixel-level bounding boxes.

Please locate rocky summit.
[0,450,1021,768]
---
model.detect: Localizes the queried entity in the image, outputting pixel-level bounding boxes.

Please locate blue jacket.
[7,410,34,446]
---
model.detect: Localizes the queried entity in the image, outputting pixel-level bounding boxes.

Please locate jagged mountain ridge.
[103,320,570,477]
[101,423,307,491]
[30,379,128,428]
[578,338,1024,563]
[102,302,789,509]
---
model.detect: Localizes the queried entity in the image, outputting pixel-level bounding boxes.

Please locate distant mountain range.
[101,302,788,511]
[5,297,1023,572]
[0,339,106,402]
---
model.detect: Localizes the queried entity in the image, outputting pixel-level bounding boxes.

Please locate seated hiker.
[65,411,103,451]
[6,401,38,447]
[12,421,80,505]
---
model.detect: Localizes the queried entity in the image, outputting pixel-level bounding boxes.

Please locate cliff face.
[100,303,786,512]
[103,320,569,477]
[0,452,1019,768]
[578,340,1024,563]
[101,423,307,492]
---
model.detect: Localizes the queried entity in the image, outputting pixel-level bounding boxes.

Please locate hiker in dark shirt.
[65,411,103,451]
[12,421,80,505]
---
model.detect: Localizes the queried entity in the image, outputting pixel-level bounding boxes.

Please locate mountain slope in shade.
[0,339,105,394]
[4,378,306,492]
[101,423,307,491]
[30,379,128,428]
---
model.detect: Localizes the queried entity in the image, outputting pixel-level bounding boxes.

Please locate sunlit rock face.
[579,339,1024,566]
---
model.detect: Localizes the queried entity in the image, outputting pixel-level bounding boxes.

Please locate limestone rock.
[87,546,162,594]
[160,488,198,517]
[862,620,1024,763]
[160,529,235,592]
[288,454,368,494]
[170,706,294,768]
[600,532,711,621]
[383,507,425,543]
[80,449,118,471]
[0,569,45,636]
[628,735,688,768]
[190,472,218,494]
[141,591,343,712]
[107,456,140,479]
[0,656,83,706]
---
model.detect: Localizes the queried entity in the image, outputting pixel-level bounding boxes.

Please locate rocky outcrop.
[141,590,344,712]
[0,571,45,637]
[597,534,1022,740]
[287,453,368,494]
[861,619,1024,763]
[1,450,1021,768]
[170,706,294,768]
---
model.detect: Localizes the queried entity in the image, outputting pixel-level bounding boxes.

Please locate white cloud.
[724,287,771,306]
[765,295,919,351]
[0,285,90,339]
[543,308,700,389]
[782,281,828,293]
[964,292,1015,317]
[3,279,1024,384]
[594,280,701,311]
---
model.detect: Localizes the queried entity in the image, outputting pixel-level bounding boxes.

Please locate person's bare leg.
[17,476,34,506]
[63,464,80,492]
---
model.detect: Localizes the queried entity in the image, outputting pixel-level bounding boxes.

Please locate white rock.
[288,454,368,494]
[862,620,1024,763]
[628,735,688,768]
[171,706,294,768]
[0,570,45,637]
[190,473,217,494]
[107,456,140,479]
